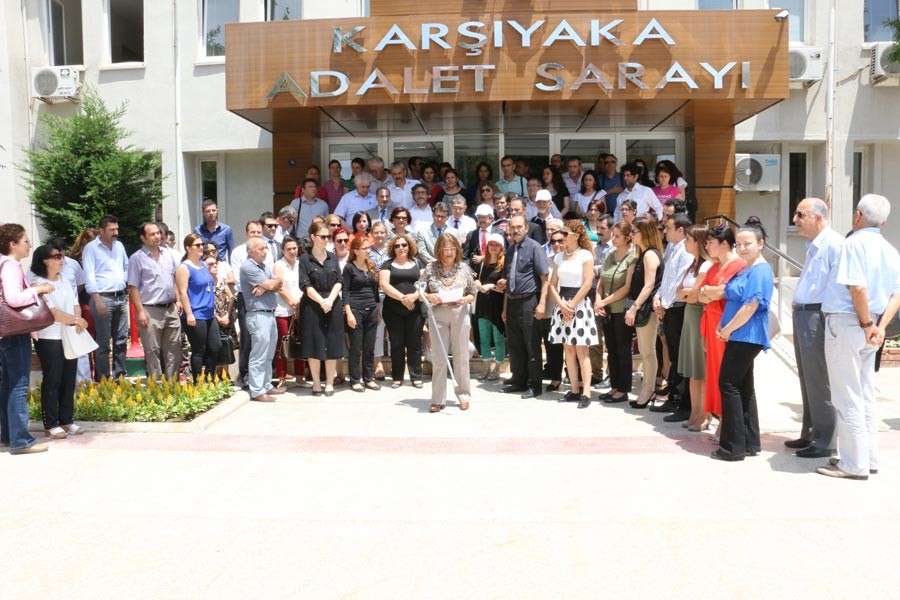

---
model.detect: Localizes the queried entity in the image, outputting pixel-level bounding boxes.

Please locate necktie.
[509,245,518,294]
[454,219,460,229]
[380,209,386,222]
[480,230,487,255]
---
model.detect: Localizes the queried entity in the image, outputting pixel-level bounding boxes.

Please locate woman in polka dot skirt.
[548,221,600,409]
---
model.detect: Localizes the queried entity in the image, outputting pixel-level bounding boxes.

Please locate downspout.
[172,0,185,239]
[824,0,836,207]
[22,0,39,239]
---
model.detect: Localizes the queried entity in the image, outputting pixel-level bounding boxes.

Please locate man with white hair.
[335,172,377,222]
[240,237,283,402]
[817,194,900,480]
[785,198,845,458]
[367,156,391,189]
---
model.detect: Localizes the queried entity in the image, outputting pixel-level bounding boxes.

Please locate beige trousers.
[635,312,659,395]
[429,304,472,406]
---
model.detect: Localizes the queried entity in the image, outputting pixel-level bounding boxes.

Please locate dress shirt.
[290,196,330,240]
[372,172,392,190]
[386,178,419,209]
[194,222,235,261]
[495,175,527,196]
[415,223,460,263]
[240,259,278,312]
[504,237,549,296]
[614,182,663,221]
[656,239,693,308]
[230,242,274,290]
[793,226,844,304]
[82,237,128,294]
[408,205,434,229]
[562,171,583,199]
[451,215,477,240]
[127,246,179,305]
[263,236,281,261]
[369,205,393,226]
[821,227,900,316]
[334,190,377,222]
[599,172,623,213]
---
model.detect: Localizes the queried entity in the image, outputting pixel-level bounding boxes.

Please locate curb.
[27,390,250,434]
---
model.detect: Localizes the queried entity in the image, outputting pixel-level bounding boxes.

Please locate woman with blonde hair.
[379,234,425,388]
[548,221,600,409]
[419,233,478,412]
[625,216,665,408]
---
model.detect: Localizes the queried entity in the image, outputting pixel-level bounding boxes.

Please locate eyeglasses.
[481,187,492,192]
[313,234,330,240]
[334,238,349,244]
[550,239,566,245]
[562,231,576,236]
[621,207,634,213]
[793,210,807,219]
[189,242,204,247]
[393,216,409,221]
[264,223,278,228]
[434,214,448,219]
[48,253,64,260]
[395,243,409,248]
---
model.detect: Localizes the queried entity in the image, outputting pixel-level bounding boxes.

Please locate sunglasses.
[393,216,409,221]
[48,253,64,260]
[313,234,330,240]
[334,238,349,244]
[793,210,807,219]
[264,223,278,228]
[550,239,566,245]
[395,243,409,248]
[481,187,492,192]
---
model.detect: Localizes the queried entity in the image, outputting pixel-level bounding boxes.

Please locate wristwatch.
[859,319,874,328]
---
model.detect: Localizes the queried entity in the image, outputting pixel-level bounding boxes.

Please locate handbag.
[624,299,653,328]
[216,334,236,365]
[280,316,303,360]
[61,325,99,359]
[0,261,55,337]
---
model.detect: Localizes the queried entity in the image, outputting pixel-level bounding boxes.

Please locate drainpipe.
[172,0,184,240]
[824,0,836,207]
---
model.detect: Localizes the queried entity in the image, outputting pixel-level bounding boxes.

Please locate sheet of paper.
[438,287,463,304]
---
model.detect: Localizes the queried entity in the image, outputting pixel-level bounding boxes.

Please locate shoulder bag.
[0,261,55,337]
[280,315,303,360]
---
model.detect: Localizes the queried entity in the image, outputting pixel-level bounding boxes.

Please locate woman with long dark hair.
[343,236,381,391]
[379,234,425,389]
[175,233,221,381]
[572,169,606,219]
[350,211,372,244]
[468,161,495,203]
[542,164,570,218]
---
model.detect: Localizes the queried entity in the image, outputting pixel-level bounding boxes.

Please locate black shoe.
[784,438,812,449]
[796,447,836,459]
[649,398,678,413]
[710,449,744,462]
[577,395,591,409]
[663,408,691,423]
[546,381,562,392]
[629,393,657,409]
[563,391,581,402]
[597,391,613,401]
[604,393,629,404]
[520,389,540,399]
[502,385,528,394]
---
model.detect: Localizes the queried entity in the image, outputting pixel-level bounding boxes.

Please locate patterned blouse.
[419,260,478,297]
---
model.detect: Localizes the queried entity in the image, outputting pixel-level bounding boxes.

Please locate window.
[852,151,863,210]
[699,0,736,9]
[108,0,144,63]
[864,0,899,42]
[787,152,807,225]
[203,0,240,57]
[200,160,219,203]
[48,0,83,65]
[267,0,301,20]
[770,0,805,43]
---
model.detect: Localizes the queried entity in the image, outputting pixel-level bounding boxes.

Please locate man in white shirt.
[415,202,458,262]
[274,205,297,244]
[259,211,282,261]
[290,178,329,242]
[448,196,476,242]
[408,184,433,231]
[230,220,274,387]
[386,161,418,210]
[367,156,392,190]
[335,173,377,222]
[562,156,583,199]
[614,163,663,221]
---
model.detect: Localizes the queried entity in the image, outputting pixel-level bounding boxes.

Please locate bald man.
[240,238,283,402]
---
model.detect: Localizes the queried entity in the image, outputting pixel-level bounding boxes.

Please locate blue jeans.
[0,334,38,450]
[90,292,128,380]
[246,311,277,398]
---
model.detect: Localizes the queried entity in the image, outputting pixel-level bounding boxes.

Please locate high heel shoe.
[629,392,657,409]
[546,381,562,392]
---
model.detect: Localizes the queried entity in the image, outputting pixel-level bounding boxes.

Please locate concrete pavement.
[3,350,900,599]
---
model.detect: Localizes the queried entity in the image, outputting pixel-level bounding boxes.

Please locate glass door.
[324,138,383,181]
[389,137,448,174]
[617,134,682,185]
[553,135,614,172]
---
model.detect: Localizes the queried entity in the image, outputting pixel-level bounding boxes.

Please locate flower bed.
[28,374,234,423]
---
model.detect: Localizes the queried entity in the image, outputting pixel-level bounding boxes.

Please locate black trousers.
[384,307,424,382]
[602,312,634,394]
[34,339,77,429]
[535,317,564,381]
[236,293,252,380]
[662,304,689,409]
[347,305,378,383]
[506,295,543,392]
[718,341,762,458]
[184,317,222,382]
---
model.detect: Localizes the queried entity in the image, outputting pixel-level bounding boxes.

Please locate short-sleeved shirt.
[504,236,549,296]
[33,276,77,340]
[298,251,343,299]
[334,190,377,222]
[793,226,844,305]
[821,227,900,315]
[554,249,594,289]
[240,259,277,312]
[600,249,637,313]
[290,197,330,239]
[127,246,179,305]
[721,262,774,350]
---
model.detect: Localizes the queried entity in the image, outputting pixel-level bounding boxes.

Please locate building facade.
[1,0,898,259]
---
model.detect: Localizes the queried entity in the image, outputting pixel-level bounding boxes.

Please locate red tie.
[481,230,487,255]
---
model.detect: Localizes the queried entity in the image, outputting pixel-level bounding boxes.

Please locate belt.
[507,292,537,300]
[671,301,686,308]
[250,309,275,313]
[98,290,126,297]
[144,302,174,308]
[793,303,822,311]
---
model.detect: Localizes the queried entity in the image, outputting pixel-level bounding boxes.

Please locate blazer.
[463,226,504,263]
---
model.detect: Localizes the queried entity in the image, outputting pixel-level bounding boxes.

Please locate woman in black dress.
[474,233,506,380]
[378,233,425,389]
[298,221,344,397]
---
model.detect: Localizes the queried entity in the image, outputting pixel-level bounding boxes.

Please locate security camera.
[775,9,790,22]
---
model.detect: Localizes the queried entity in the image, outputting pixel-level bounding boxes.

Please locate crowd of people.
[1,153,897,480]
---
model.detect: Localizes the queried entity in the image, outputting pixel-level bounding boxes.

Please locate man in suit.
[464,204,503,268]
[508,196,545,245]
[414,201,458,263]
[367,187,394,233]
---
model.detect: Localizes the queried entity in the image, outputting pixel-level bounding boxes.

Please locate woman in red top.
[421,162,443,205]
[698,224,745,437]
[652,164,684,204]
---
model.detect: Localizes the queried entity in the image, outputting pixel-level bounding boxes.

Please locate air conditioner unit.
[789,47,824,82]
[870,42,900,79]
[31,66,80,98]
[735,154,780,192]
